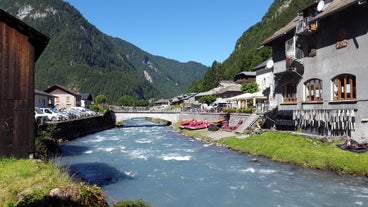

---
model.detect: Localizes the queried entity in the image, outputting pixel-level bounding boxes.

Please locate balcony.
[285,36,304,75]
[286,36,304,62]
[296,16,318,36]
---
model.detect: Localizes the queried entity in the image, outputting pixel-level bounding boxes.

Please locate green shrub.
[90,104,108,113]
[35,124,61,161]
[112,199,152,207]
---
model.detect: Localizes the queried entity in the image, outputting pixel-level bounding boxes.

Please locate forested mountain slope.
[188,0,315,92]
[0,0,207,101]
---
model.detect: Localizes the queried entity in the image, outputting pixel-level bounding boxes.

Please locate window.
[305,79,322,102]
[66,96,70,102]
[336,26,347,49]
[332,74,356,100]
[283,83,297,103]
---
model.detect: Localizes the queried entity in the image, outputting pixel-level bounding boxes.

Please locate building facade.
[44,84,81,110]
[81,93,93,108]
[254,58,276,111]
[35,89,56,108]
[262,0,368,141]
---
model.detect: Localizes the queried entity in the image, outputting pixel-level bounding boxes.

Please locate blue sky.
[64,0,274,66]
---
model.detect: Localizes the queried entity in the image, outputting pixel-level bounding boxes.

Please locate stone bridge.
[113,111,181,124]
[112,110,252,127]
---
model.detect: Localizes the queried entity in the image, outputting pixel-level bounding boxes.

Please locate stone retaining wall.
[179,112,250,126]
[37,111,115,141]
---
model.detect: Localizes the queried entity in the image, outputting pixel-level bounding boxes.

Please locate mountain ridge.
[187,0,316,93]
[0,0,207,101]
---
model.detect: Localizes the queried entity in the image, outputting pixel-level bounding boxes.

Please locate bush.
[35,137,61,161]
[112,199,152,207]
[35,124,61,161]
[89,104,108,113]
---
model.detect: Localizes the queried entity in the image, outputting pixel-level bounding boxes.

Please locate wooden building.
[0,9,49,157]
[234,71,256,84]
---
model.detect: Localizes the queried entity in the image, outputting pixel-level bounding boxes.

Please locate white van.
[207,102,227,112]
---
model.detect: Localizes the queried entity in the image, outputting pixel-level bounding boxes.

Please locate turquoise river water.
[59,118,368,207]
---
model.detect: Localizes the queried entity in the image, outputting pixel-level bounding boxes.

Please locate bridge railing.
[110,106,182,113]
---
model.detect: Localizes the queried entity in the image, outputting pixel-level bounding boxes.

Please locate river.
[59,118,368,207]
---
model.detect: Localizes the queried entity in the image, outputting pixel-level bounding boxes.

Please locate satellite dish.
[317,0,325,12]
[266,59,274,69]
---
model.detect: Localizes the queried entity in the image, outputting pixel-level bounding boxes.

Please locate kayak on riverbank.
[179,119,210,130]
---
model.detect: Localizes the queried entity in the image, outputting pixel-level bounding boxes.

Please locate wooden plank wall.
[0,21,35,158]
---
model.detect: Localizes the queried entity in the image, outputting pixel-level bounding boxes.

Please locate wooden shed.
[0,9,49,158]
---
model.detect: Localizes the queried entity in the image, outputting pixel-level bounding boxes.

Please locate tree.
[95,94,108,104]
[241,82,259,94]
[117,95,135,106]
[198,95,217,104]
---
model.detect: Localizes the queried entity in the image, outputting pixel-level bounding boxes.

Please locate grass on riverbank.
[0,158,72,206]
[218,131,368,176]
[0,158,110,207]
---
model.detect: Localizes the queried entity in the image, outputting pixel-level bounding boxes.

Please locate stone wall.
[37,111,115,141]
[179,112,250,126]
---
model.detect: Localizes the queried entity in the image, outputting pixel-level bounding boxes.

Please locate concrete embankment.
[37,110,115,141]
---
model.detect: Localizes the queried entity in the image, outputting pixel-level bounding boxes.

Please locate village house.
[81,93,93,108]
[44,84,81,110]
[261,0,368,141]
[35,89,56,108]
[0,9,49,157]
[254,58,277,111]
[195,81,242,101]
[234,71,256,84]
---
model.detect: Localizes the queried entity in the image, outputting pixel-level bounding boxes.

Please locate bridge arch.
[113,111,180,125]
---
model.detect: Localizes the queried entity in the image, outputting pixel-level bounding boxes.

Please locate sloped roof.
[261,0,359,46]
[44,84,81,96]
[155,99,169,104]
[195,82,241,97]
[81,93,93,100]
[217,84,241,95]
[312,0,357,21]
[0,9,49,60]
[35,89,57,97]
[236,71,256,76]
[261,17,297,46]
[253,57,272,71]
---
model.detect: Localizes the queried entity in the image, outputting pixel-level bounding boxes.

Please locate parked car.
[70,107,97,117]
[34,107,48,124]
[40,108,62,121]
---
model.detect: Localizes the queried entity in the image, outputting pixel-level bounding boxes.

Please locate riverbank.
[0,158,109,206]
[176,126,368,176]
[0,158,152,206]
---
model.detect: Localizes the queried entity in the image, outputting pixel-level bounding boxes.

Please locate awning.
[226,91,267,101]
